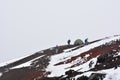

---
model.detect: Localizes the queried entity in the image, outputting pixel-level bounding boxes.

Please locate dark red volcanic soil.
[55,40,120,68]
[0,38,120,80]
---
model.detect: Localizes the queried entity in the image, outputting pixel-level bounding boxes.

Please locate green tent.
[74,39,84,45]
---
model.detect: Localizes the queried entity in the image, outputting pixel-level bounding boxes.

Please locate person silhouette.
[84,38,88,45]
[67,39,71,45]
[55,45,59,53]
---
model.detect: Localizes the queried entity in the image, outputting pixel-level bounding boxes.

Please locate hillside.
[0,35,120,80]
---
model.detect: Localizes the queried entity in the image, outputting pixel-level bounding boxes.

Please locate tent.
[74,39,84,45]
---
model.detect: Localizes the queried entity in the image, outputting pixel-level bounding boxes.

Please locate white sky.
[0,0,120,63]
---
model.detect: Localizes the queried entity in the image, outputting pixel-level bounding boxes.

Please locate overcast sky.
[0,0,120,63]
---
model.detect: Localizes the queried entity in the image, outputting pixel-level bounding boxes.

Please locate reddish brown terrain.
[0,35,120,80]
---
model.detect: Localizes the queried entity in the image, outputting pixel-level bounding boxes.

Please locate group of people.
[54,38,89,54]
[67,38,88,45]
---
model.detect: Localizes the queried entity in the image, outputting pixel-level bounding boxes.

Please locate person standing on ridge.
[67,39,71,45]
[55,45,59,53]
[84,38,88,45]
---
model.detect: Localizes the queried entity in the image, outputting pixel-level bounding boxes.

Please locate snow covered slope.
[0,35,120,80]
[46,35,120,78]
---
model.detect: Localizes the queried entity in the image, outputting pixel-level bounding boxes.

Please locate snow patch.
[117,52,120,56]
[85,54,90,58]
[76,67,120,80]
[63,46,79,52]
[12,55,45,69]
[103,68,120,80]
[46,53,72,77]
[72,57,98,72]
[0,73,2,77]
[75,71,94,79]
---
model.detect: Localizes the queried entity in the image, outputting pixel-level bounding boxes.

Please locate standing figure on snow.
[55,45,59,53]
[84,38,88,45]
[67,39,71,45]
